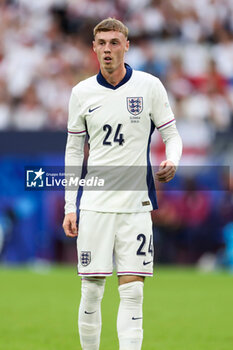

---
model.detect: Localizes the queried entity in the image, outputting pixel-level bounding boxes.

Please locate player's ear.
[93,41,96,52]
[125,40,130,52]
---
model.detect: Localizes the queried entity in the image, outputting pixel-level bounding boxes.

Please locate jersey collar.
[97,63,133,90]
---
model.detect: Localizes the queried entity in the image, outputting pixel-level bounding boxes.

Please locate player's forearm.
[65,134,85,215]
[159,124,182,167]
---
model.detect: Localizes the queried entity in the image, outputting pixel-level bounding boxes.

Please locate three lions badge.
[80,251,91,266]
[127,97,143,116]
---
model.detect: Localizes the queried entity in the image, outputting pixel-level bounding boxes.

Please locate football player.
[63,18,182,350]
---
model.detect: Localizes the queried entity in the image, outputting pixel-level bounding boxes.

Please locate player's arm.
[63,134,85,237]
[150,78,182,183]
[155,124,182,183]
[63,88,86,237]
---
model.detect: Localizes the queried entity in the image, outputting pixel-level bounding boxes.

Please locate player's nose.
[104,43,111,53]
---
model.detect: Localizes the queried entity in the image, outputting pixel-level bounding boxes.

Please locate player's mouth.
[104,56,112,63]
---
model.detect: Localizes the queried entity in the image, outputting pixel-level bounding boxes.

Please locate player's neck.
[100,64,126,87]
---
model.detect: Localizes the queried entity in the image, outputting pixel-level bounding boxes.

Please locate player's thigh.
[77,210,116,276]
[115,212,153,277]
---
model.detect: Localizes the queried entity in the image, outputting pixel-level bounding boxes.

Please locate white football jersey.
[67,64,175,213]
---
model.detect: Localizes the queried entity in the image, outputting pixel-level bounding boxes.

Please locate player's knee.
[119,281,144,304]
[81,277,105,301]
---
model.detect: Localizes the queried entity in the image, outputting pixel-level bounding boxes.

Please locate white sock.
[78,278,105,350]
[117,281,144,350]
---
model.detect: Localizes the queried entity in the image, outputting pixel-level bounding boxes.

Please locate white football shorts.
[77,210,154,277]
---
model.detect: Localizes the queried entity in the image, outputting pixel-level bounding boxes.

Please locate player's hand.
[155,160,176,183]
[63,212,78,237]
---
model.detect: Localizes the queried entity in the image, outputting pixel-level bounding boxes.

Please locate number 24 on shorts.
[136,234,153,256]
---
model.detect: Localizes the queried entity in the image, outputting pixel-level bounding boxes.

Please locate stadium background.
[0,0,233,268]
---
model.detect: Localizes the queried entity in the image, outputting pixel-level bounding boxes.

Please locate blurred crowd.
[0,0,233,163]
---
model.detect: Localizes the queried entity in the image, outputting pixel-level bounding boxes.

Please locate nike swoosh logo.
[143,260,153,266]
[132,317,143,320]
[88,106,101,113]
[84,311,96,314]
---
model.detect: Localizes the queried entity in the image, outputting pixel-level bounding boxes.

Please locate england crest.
[80,251,91,266]
[127,97,143,116]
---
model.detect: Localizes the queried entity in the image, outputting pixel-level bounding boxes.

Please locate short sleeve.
[151,79,175,130]
[67,90,86,136]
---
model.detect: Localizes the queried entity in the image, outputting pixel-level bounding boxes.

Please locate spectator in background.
[138,41,169,79]
[12,85,47,130]
[0,79,11,129]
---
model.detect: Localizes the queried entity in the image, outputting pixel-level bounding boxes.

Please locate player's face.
[93,31,129,74]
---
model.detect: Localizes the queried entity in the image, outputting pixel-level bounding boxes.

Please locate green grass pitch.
[0,265,233,350]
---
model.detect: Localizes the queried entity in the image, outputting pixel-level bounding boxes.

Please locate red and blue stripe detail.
[157,118,175,130]
[68,129,86,135]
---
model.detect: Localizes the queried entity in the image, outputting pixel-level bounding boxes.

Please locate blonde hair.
[93,18,128,39]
